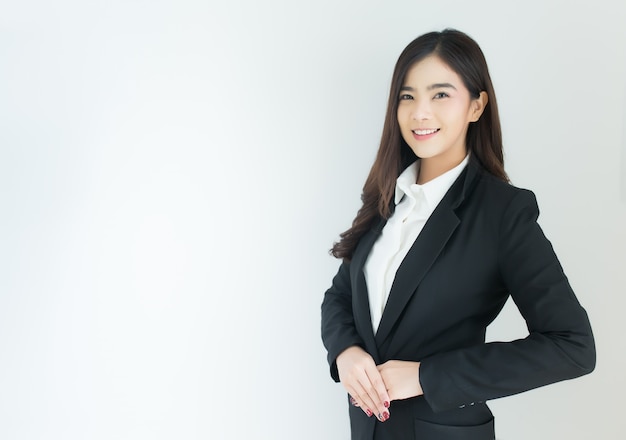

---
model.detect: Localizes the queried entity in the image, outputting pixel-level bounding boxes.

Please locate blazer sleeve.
[419,189,596,413]
[321,260,366,382]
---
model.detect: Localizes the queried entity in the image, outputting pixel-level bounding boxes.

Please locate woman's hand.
[336,346,391,422]
[377,360,423,401]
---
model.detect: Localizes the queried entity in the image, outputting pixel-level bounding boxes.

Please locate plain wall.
[1,1,624,439]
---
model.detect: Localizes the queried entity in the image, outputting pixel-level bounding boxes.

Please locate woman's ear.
[469,91,488,122]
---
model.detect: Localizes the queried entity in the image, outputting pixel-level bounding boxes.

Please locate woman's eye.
[399,94,413,100]
[433,92,449,99]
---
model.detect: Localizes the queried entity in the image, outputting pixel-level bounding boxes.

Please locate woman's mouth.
[412,128,440,135]
[412,128,440,140]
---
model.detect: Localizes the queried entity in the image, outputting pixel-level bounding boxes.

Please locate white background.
[1,1,624,439]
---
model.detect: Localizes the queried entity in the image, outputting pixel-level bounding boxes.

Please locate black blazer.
[321,157,595,440]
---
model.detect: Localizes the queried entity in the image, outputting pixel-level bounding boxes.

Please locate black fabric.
[321,157,595,440]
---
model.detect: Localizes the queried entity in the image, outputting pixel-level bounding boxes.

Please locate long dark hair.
[331,29,508,261]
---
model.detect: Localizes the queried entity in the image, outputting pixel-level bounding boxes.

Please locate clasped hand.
[336,346,423,422]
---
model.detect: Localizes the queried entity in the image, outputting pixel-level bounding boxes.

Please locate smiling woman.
[397,57,487,183]
[321,29,595,440]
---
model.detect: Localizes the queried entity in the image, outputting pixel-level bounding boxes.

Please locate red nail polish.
[383,411,390,421]
[366,409,373,417]
[384,401,390,408]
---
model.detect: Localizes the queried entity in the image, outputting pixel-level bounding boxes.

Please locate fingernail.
[366,409,373,417]
[377,413,384,422]
[384,401,390,408]
[384,411,390,421]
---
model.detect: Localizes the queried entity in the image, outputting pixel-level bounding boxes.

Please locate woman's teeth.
[413,129,439,135]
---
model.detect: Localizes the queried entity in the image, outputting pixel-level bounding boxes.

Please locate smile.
[412,129,440,135]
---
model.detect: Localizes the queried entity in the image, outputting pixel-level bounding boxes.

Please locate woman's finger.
[349,380,379,418]
[362,366,390,421]
[349,372,389,422]
[366,364,391,411]
[337,346,390,422]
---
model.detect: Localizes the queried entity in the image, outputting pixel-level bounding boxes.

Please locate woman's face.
[397,55,486,174]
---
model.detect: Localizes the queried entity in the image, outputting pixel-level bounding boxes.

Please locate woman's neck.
[417,153,467,184]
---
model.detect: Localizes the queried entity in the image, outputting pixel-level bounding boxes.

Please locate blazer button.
[459,405,466,408]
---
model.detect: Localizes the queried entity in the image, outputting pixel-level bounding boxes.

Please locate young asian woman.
[321,29,595,440]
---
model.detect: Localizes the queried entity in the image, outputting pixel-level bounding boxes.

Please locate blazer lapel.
[374,160,481,348]
[350,218,385,363]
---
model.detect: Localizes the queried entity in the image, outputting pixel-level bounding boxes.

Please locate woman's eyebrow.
[400,83,457,92]
[427,82,457,90]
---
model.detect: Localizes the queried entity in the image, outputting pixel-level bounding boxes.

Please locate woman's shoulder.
[473,168,538,210]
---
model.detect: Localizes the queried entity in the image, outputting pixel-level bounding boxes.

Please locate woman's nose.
[411,99,431,120]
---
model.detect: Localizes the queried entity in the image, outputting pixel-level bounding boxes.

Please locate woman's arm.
[418,189,596,412]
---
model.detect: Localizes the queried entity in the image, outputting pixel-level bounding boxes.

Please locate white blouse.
[364,155,469,332]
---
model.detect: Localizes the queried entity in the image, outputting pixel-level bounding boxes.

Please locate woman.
[320,29,595,440]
